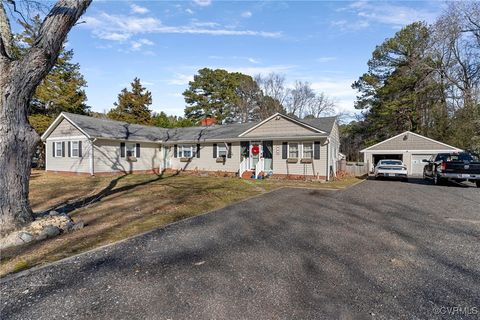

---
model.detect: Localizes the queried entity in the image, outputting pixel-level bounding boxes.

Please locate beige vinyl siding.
[367,132,457,151]
[243,116,319,138]
[168,142,241,173]
[93,139,161,173]
[271,140,327,177]
[45,137,91,173]
[49,118,85,138]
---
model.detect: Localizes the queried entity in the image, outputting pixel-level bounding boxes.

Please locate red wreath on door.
[251,144,260,156]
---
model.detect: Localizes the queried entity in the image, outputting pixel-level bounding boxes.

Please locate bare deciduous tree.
[305,92,336,118]
[0,0,91,235]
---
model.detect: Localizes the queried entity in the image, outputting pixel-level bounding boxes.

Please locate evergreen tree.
[352,22,438,142]
[108,78,153,125]
[183,68,260,123]
[151,112,195,128]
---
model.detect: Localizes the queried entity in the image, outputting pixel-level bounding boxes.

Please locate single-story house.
[41,112,341,180]
[360,131,462,176]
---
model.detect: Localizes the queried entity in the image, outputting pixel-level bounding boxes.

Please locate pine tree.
[183,68,260,123]
[352,22,439,142]
[108,78,153,125]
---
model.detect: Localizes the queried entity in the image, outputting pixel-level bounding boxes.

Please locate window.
[302,142,313,159]
[179,145,195,158]
[126,143,136,157]
[217,144,227,157]
[288,143,298,158]
[71,141,79,157]
[55,142,63,157]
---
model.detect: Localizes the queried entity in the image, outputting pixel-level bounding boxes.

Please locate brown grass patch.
[1,171,362,277]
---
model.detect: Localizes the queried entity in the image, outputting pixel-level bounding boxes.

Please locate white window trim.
[54,141,63,158]
[126,143,137,158]
[217,144,227,158]
[287,142,299,159]
[71,141,80,158]
[179,144,195,158]
[302,141,314,159]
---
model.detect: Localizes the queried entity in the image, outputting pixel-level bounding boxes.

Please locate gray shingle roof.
[60,112,336,142]
[63,112,167,141]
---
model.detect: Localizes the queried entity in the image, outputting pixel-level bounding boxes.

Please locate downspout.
[325,138,331,181]
[90,138,97,176]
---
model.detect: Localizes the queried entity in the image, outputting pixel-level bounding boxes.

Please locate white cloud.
[247,57,260,64]
[330,19,370,31]
[130,38,154,51]
[336,1,438,29]
[168,73,194,85]
[185,8,195,15]
[311,78,357,113]
[130,4,149,14]
[241,11,252,18]
[193,0,212,7]
[83,12,282,41]
[316,57,336,63]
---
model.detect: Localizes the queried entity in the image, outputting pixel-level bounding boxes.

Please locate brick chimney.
[201,117,217,126]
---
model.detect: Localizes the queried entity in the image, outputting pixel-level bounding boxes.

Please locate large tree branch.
[19,0,91,93]
[0,1,14,59]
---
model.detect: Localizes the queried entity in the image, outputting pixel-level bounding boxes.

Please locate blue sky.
[61,0,444,117]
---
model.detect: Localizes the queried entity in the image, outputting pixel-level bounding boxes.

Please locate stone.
[38,226,61,240]
[49,210,60,216]
[64,221,75,231]
[72,221,85,231]
[19,232,34,243]
[0,232,24,250]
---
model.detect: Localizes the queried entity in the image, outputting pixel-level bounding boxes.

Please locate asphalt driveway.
[1,179,479,320]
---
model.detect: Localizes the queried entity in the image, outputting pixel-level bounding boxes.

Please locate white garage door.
[411,154,433,176]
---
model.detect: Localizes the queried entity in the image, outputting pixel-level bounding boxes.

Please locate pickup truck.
[423,152,480,187]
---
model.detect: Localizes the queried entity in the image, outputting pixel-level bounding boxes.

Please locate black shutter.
[52,142,55,157]
[213,144,217,158]
[282,142,288,159]
[68,141,71,157]
[79,141,83,157]
[174,145,178,158]
[196,144,201,158]
[227,143,232,158]
[120,142,125,158]
[136,143,140,158]
[314,141,320,159]
[62,142,65,157]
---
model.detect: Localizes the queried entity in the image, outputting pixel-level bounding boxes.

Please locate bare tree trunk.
[0,0,91,235]
[0,81,39,233]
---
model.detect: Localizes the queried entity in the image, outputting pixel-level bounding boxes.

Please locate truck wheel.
[434,174,443,186]
[476,181,480,188]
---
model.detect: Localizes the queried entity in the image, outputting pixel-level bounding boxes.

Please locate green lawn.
[1,171,362,277]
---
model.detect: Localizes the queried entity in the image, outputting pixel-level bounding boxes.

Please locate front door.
[250,142,262,169]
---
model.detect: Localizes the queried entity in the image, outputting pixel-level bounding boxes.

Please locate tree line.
[342,2,480,161]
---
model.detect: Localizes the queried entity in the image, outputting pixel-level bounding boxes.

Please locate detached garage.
[360,131,462,177]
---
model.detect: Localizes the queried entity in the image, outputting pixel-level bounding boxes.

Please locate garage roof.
[360,131,462,153]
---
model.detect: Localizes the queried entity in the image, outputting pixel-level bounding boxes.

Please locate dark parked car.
[423,152,480,187]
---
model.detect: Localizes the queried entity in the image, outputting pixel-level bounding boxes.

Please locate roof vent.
[403,134,408,141]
